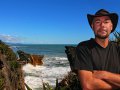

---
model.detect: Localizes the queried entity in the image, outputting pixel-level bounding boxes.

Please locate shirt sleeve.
[74,45,93,71]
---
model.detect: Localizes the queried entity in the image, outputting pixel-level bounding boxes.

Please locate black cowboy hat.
[87,9,118,33]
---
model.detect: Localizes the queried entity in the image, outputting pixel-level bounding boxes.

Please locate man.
[75,9,120,90]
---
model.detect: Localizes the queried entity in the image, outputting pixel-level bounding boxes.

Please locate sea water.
[10,44,76,90]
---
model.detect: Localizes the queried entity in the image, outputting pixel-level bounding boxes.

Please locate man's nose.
[101,22,105,27]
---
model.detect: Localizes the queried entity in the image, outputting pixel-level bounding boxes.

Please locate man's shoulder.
[110,41,120,52]
[78,39,91,46]
[77,38,94,49]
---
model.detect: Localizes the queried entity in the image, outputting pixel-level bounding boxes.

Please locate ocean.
[10,44,76,90]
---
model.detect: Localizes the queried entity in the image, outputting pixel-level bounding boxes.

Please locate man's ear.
[91,24,93,28]
[110,23,113,31]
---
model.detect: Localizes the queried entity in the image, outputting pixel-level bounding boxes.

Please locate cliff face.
[0,40,25,90]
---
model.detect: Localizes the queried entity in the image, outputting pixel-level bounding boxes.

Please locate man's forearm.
[103,71,120,87]
[89,77,117,90]
[78,70,118,90]
[93,71,120,88]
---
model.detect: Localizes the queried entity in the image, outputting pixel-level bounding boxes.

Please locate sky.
[0,0,120,44]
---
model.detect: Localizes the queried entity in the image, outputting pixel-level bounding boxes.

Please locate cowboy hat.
[87,9,118,33]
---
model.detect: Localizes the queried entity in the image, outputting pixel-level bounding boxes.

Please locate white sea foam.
[44,56,67,61]
[43,56,69,67]
[54,57,68,60]
[11,45,26,48]
[23,62,70,90]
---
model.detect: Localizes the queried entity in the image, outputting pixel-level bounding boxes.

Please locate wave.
[22,64,70,90]
[44,56,67,61]
[43,56,69,67]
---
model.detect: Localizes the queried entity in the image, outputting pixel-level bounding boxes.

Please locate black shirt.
[75,38,120,74]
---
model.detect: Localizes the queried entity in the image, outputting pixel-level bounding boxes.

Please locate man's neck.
[95,37,109,48]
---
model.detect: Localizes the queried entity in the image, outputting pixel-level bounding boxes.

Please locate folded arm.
[93,70,120,87]
[78,70,119,90]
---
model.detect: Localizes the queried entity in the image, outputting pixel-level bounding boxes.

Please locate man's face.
[91,16,113,39]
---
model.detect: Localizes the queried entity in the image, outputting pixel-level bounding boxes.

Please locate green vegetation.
[9,61,20,70]
[25,83,32,90]
[42,72,81,90]
[0,78,4,90]
[113,31,120,45]
[0,40,17,61]
[0,40,25,90]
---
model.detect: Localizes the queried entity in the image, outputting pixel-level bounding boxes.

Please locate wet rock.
[17,50,44,66]
[30,54,44,66]
[65,46,77,73]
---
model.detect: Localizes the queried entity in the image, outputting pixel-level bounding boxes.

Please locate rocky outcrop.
[17,50,30,61]
[17,50,44,66]
[30,54,43,66]
[65,46,77,73]
[0,40,25,90]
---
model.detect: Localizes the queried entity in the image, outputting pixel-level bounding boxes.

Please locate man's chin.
[95,35,109,39]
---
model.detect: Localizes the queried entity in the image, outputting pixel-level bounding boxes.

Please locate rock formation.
[17,50,44,66]
[65,46,77,73]
[30,54,43,66]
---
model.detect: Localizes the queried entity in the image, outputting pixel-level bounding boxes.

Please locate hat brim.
[87,13,118,33]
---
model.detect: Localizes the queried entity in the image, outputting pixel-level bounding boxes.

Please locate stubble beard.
[95,31,110,39]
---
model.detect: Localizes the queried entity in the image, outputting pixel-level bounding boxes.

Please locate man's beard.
[95,34,109,39]
[95,31,109,39]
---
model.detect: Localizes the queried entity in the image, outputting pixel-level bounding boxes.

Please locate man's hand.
[78,70,117,90]
[93,70,107,80]
[93,70,120,88]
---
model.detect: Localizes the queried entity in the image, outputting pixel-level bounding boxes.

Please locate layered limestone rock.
[17,50,44,66]
[30,54,43,66]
